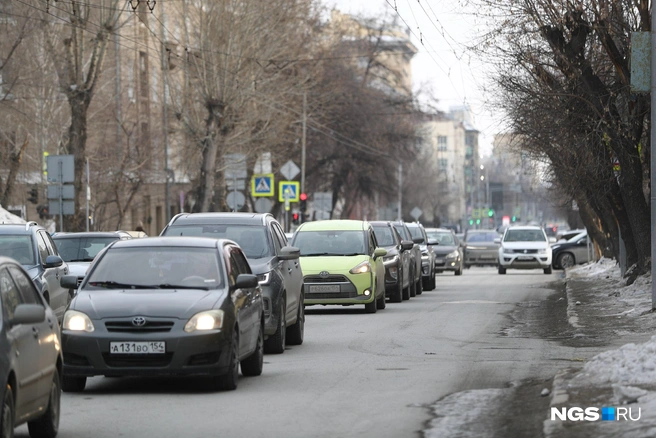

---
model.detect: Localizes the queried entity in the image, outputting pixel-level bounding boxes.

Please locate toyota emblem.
[132,317,147,327]
[319,271,330,278]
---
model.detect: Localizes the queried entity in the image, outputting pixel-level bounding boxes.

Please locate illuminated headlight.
[383,255,399,265]
[63,310,95,332]
[350,261,371,274]
[257,272,271,285]
[184,310,224,332]
[446,250,459,259]
[363,289,371,296]
[503,247,514,254]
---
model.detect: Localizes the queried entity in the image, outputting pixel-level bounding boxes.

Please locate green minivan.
[291,220,387,313]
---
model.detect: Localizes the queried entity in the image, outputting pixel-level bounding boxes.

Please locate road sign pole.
[301,91,307,194]
[651,5,656,309]
[58,161,64,232]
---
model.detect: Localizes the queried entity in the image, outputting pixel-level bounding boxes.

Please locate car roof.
[109,236,227,249]
[369,221,393,226]
[0,222,43,233]
[467,229,497,233]
[168,212,270,226]
[298,220,367,232]
[425,228,451,233]
[505,225,543,231]
[52,232,126,239]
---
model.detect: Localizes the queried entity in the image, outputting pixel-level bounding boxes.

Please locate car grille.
[512,249,538,254]
[307,291,359,300]
[105,320,175,333]
[102,353,173,368]
[304,274,349,283]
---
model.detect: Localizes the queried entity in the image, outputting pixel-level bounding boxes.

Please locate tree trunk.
[64,93,91,231]
[0,139,29,207]
[193,100,224,212]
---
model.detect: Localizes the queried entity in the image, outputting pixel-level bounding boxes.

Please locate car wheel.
[213,330,239,391]
[28,368,60,438]
[391,277,403,303]
[544,266,553,274]
[415,276,423,295]
[364,293,377,313]
[402,276,411,300]
[430,272,436,290]
[1,384,14,438]
[376,288,386,310]
[557,253,575,269]
[498,266,506,275]
[264,298,286,354]
[241,323,264,377]
[62,375,86,393]
[455,264,463,276]
[286,292,304,345]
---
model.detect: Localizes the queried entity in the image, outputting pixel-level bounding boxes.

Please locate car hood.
[247,256,275,275]
[381,246,399,257]
[71,289,226,319]
[25,265,41,281]
[67,262,92,277]
[432,245,458,256]
[502,242,550,250]
[465,242,498,249]
[299,255,369,274]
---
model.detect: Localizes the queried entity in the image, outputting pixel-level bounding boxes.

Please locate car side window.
[368,230,377,255]
[0,267,23,320]
[36,232,49,264]
[231,248,252,275]
[7,265,42,305]
[41,231,58,256]
[392,227,402,246]
[271,223,287,251]
[223,245,238,286]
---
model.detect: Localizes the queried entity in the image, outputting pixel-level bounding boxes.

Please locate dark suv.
[0,222,70,321]
[390,221,422,296]
[371,221,414,302]
[161,213,304,354]
[405,222,436,291]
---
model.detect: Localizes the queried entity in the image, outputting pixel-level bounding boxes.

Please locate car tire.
[498,266,506,275]
[1,384,14,438]
[410,270,417,297]
[557,253,575,269]
[286,293,304,345]
[62,375,86,393]
[415,276,423,295]
[364,295,377,313]
[376,289,386,310]
[241,323,264,377]
[213,330,239,391]
[544,266,553,274]
[264,298,286,354]
[455,264,463,276]
[28,368,60,438]
[402,274,411,300]
[430,273,436,290]
[391,278,403,303]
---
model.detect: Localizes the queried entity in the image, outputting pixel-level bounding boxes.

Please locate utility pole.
[651,3,656,309]
[160,3,171,222]
[301,91,307,194]
[397,163,402,221]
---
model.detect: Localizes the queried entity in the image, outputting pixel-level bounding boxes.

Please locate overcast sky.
[321,0,500,156]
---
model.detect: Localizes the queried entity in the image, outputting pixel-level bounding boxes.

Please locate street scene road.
[16,268,574,438]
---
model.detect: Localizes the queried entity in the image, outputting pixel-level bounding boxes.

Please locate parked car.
[425,228,463,275]
[463,229,500,268]
[52,231,132,287]
[405,222,436,291]
[496,225,553,274]
[160,212,303,354]
[551,231,592,269]
[390,221,422,296]
[0,256,62,438]
[0,222,70,321]
[292,220,387,313]
[59,237,264,392]
[371,221,414,302]
[555,229,586,243]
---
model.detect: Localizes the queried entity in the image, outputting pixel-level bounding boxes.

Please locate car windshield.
[0,235,35,265]
[407,226,423,239]
[466,232,498,243]
[86,246,223,290]
[53,236,119,262]
[163,224,272,259]
[427,231,455,246]
[504,229,546,242]
[393,225,410,240]
[372,226,395,246]
[294,230,366,256]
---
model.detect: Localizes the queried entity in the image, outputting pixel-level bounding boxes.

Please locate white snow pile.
[568,257,620,280]
[0,205,25,224]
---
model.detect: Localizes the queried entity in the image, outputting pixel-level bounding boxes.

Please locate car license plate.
[517,256,534,261]
[435,258,445,263]
[109,341,166,354]
[309,284,340,293]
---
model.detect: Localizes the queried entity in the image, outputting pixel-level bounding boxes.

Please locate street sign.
[226,191,245,210]
[314,192,332,213]
[251,174,274,197]
[472,208,481,219]
[226,179,246,190]
[410,207,423,220]
[280,160,300,181]
[46,155,74,183]
[254,198,273,213]
[253,152,272,174]
[278,181,300,202]
[49,200,75,215]
[47,185,75,200]
[224,153,247,180]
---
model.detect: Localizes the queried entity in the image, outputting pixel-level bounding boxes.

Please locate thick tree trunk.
[193,100,224,213]
[64,93,91,231]
[0,139,29,207]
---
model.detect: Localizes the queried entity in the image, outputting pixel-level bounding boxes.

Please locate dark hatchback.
[161,212,304,354]
[371,221,414,302]
[59,237,264,392]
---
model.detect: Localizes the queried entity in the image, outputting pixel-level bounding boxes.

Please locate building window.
[438,158,448,170]
[139,51,149,98]
[437,136,447,151]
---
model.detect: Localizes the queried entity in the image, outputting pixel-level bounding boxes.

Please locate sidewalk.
[545,259,656,438]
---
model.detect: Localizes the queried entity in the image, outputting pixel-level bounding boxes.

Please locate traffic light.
[299,192,307,213]
[469,219,474,225]
[292,212,300,225]
[476,219,481,225]
[511,215,516,222]
[37,205,49,219]
[487,209,494,217]
[28,187,38,204]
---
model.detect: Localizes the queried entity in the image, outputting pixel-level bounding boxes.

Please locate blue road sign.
[251,174,274,197]
[278,181,300,202]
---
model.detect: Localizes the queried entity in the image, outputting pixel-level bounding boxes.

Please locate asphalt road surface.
[17,267,576,438]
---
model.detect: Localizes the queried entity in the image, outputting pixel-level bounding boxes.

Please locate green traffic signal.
[469,219,474,225]
[476,219,481,225]
[511,215,516,222]
[487,209,494,217]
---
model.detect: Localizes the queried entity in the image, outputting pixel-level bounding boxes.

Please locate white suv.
[496,226,552,274]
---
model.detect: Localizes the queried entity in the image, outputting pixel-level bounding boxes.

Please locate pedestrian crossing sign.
[251,174,274,197]
[278,181,300,202]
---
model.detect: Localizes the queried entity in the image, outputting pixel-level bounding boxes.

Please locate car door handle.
[287,268,293,273]
[47,318,54,329]
[32,327,39,338]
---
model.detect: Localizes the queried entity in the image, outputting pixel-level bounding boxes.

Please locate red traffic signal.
[292,213,300,224]
[299,192,307,201]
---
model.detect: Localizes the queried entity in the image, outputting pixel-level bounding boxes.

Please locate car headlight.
[446,250,459,258]
[383,255,399,264]
[257,272,271,285]
[538,248,548,254]
[503,247,514,254]
[350,261,371,274]
[184,310,225,333]
[63,310,95,332]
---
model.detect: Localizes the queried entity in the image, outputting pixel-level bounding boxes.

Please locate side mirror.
[401,240,414,251]
[412,237,424,244]
[494,238,501,244]
[373,248,387,259]
[279,246,300,260]
[44,255,63,268]
[234,274,258,289]
[10,304,46,326]
[60,275,79,289]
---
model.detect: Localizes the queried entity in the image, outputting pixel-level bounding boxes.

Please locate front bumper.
[465,249,498,265]
[434,254,460,272]
[499,252,552,269]
[62,318,233,377]
[303,271,375,306]
[260,283,283,337]
[383,260,401,292]
[421,257,433,277]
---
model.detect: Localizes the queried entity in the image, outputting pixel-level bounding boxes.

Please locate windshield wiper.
[87,281,149,289]
[149,283,210,291]
[68,258,93,262]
